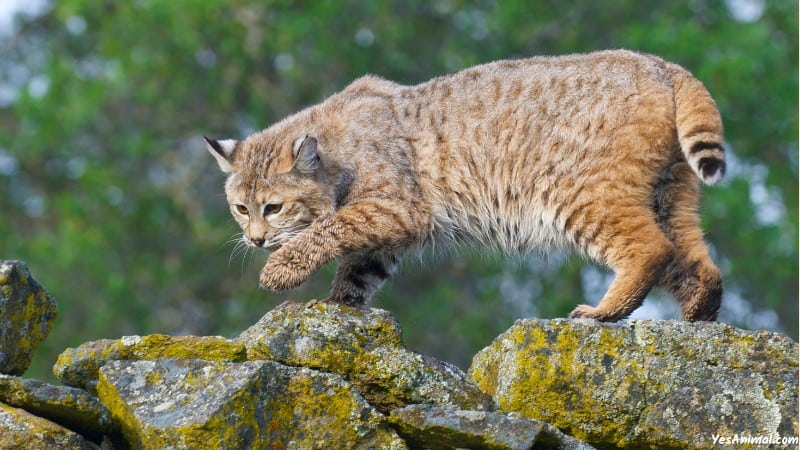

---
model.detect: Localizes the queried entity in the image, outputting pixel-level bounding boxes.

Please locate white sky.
[0,0,49,35]
[0,0,766,35]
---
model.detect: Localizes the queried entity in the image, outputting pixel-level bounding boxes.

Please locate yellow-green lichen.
[54,335,247,393]
[97,359,405,450]
[0,402,97,449]
[0,261,57,375]
[96,371,148,448]
[471,320,646,445]
[256,366,405,449]
[470,319,798,450]
[239,300,491,415]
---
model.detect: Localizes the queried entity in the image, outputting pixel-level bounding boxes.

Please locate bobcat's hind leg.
[659,252,722,321]
[654,162,722,321]
[569,210,674,322]
[324,251,400,307]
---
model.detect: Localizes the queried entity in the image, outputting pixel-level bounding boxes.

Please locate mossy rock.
[469,319,799,449]
[53,334,247,395]
[97,358,407,449]
[389,404,596,450]
[0,374,113,443]
[237,300,494,413]
[0,402,99,449]
[0,260,58,376]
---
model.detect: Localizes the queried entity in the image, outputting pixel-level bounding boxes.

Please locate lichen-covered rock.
[389,404,596,450]
[469,319,799,449]
[53,334,247,394]
[351,347,492,411]
[237,300,493,413]
[237,300,405,370]
[0,374,113,442]
[0,401,99,449]
[0,260,58,375]
[97,358,406,449]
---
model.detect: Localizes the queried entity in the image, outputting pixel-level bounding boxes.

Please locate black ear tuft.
[293,135,320,174]
[204,136,238,173]
[204,136,222,153]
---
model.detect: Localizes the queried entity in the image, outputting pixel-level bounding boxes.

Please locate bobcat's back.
[392,50,725,256]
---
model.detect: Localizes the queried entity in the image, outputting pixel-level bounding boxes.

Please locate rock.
[30,297,792,449]
[53,334,247,394]
[0,260,58,375]
[0,402,99,449]
[97,358,406,449]
[469,319,799,449]
[0,374,113,443]
[237,300,494,413]
[388,404,596,450]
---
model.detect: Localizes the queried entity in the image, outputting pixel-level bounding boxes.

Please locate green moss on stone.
[54,335,247,394]
[239,301,493,414]
[0,260,58,375]
[470,319,799,450]
[0,402,98,449]
[0,374,113,442]
[97,359,406,449]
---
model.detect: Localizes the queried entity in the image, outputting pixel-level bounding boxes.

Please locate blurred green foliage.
[0,0,796,381]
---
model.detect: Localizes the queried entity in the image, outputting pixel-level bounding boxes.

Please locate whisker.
[228,241,244,268]
[224,232,245,248]
[240,245,251,275]
[227,233,251,270]
[224,225,312,275]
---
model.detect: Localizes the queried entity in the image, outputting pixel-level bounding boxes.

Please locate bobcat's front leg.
[259,240,327,291]
[259,198,422,292]
[323,251,401,306]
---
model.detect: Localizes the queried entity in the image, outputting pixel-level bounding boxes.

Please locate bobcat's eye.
[264,203,282,215]
[234,204,249,215]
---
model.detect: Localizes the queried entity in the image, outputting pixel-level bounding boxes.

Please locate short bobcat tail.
[668,63,726,185]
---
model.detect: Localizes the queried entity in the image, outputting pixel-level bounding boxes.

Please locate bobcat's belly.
[430,199,570,253]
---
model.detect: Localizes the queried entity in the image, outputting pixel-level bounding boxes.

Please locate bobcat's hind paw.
[259,254,314,291]
[569,304,602,320]
[569,304,625,322]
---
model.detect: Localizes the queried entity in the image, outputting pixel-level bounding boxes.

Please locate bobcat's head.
[205,134,339,250]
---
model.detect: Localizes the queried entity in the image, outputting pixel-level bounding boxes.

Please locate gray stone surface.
[0,373,113,442]
[0,272,779,450]
[237,300,494,413]
[0,401,99,450]
[389,404,596,450]
[469,318,799,449]
[0,260,57,375]
[97,358,407,449]
[53,334,247,394]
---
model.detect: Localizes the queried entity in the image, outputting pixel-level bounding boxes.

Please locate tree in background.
[0,0,796,380]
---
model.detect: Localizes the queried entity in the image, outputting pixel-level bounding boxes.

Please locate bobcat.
[205,49,725,321]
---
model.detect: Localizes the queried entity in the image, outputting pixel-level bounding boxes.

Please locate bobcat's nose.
[251,237,265,247]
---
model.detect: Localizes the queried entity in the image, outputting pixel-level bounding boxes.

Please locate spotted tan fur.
[205,49,725,321]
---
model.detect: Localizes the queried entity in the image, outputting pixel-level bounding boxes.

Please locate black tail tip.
[698,157,726,184]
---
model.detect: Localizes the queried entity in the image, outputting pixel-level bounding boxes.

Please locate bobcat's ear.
[292,135,320,174]
[204,136,238,173]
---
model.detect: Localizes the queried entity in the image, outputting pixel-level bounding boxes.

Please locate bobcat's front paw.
[259,252,314,291]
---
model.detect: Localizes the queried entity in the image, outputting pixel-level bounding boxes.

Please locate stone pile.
[1,259,797,449]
